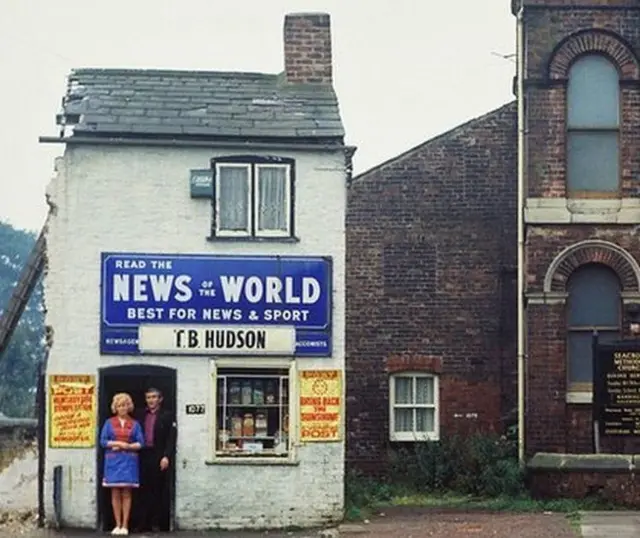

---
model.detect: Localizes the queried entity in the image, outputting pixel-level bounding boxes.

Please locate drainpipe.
[516,3,527,467]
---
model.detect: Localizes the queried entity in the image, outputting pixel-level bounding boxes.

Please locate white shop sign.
[138,324,296,355]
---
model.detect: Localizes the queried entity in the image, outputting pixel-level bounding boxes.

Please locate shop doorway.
[97,364,177,532]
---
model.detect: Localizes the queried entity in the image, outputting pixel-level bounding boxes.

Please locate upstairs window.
[567,55,620,196]
[212,157,294,238]
[567,264,621,393]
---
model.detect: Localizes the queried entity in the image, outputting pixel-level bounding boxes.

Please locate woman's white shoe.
[110,528,122,535]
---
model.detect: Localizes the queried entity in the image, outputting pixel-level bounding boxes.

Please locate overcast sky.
[0,0,515,232]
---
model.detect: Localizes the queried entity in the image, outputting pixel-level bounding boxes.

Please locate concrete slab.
[580,511,640,538]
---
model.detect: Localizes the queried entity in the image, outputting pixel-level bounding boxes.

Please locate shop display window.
[215,368,290,457]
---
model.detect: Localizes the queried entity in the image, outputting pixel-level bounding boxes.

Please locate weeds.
[345,433,620,522]
[388,433,524,497]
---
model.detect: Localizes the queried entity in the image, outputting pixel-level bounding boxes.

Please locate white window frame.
[214,162,292,238]
[389,372,439,442]
[214,163,252,237]
[209,359,298,464]
[254,163,291,238]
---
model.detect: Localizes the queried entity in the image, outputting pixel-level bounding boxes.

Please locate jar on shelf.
[229,380,241,405]
[242,413,255,437]
[230,413,243,438]
[253,380,264,405]
[255,411,268,437]
[241,380,253,405]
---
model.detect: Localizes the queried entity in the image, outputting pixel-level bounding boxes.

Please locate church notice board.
[593,340,640,437]
[49,374,97,448]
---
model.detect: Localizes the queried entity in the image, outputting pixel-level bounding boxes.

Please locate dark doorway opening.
[97,364,176,532]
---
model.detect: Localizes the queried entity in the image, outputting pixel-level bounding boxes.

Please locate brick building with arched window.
[346,0,640,500]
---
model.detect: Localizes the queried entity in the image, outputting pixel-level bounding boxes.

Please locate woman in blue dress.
[100,392,144,536]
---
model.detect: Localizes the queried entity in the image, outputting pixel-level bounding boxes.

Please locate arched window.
[567,264,621,391]
[567,55,620,195]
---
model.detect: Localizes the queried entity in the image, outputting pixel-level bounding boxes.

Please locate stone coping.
[528,452,636,472]
[0,418,37,429]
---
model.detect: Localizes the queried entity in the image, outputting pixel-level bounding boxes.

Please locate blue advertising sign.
[100,253,332,356]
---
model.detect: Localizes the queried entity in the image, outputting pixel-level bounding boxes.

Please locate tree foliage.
[0,221,45,417]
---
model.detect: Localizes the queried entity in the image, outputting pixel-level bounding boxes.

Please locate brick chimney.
[283,13,333,85]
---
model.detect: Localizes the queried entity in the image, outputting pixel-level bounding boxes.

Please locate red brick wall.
[530,469,640,507]
[346,103,518,472]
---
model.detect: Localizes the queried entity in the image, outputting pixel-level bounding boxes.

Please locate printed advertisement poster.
[299,370,342,442]
[49,375,96,448]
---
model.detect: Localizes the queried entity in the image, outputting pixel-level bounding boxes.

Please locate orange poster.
[299,370,342,442]
[49,374,96,448]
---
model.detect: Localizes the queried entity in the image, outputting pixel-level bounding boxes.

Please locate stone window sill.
[206,235,300,244]
[566,391,592,404]
[525,198,640,224]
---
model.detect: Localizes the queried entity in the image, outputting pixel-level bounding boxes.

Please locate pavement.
[580,511,640,537]
[5,511,640,537]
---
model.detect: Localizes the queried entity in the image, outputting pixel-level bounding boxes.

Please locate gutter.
[516,3,527,467]
[39,135,357,155]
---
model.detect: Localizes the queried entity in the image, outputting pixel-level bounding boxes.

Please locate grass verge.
[346,488,618,529]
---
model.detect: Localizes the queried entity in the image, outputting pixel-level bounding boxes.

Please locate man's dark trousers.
[138,447,168,530]
[135,408,176,531]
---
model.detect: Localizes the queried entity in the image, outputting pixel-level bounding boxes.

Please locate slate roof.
[56,68,345,142]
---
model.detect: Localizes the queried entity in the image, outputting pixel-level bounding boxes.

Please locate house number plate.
[185,404,205,415]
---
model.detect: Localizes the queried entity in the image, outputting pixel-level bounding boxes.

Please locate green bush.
[388,433,525,497]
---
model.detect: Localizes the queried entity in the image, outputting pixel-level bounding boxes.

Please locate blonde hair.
[110,392,134,415]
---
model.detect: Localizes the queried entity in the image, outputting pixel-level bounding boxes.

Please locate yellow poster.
[49,374,96,448]
[299,370,342,442]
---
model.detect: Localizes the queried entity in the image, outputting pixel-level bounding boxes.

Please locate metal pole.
[516,3,527,467]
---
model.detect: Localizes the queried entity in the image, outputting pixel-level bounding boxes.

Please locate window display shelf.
[228,435,275,440]
[215,369,290,459]
[218,403,285,408]
[215,449,288,458]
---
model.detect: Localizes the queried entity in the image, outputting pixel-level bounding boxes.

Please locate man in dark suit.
[135,387,176,532]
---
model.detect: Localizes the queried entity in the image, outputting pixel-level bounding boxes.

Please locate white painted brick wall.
[43,145,346,530]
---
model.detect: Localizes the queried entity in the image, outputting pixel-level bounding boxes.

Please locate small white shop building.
[39,12,353,531]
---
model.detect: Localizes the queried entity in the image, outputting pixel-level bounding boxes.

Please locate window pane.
[218,166,249,231]
[394,408,413,432]
[416,408,435,433]
[568,55,619,129]
[568,264,620,327]
[415,377,434,405]
[394,378,412,404]
[217,370,289,457]
[258,167,288,232]
[568,330,619,383]
[567,131,619,193]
